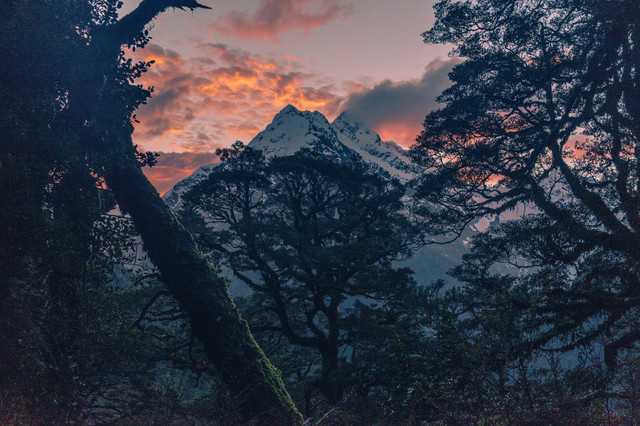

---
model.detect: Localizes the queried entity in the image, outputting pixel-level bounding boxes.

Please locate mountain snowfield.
[163,105,468,287]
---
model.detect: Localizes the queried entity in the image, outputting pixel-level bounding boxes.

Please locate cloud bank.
[342,58,458,147]
[130,47,456,191]
[214,0,352,42]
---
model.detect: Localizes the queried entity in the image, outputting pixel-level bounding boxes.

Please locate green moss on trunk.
[102,151,302,424]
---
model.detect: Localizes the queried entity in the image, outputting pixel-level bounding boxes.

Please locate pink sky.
[120,0,454,194]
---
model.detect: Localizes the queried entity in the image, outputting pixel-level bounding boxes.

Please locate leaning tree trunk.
[62,1,303,422]
[101,143,302,423]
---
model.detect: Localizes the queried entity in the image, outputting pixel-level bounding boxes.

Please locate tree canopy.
[182,146,424,405]
[412,0,640,368]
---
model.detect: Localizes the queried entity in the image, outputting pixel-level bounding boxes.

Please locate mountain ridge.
[163,105,418,209]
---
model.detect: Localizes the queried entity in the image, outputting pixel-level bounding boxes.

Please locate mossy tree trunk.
[63,0,303,422]
[101,141,302,423]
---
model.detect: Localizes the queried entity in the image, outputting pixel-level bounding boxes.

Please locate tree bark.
[101,143,303,423]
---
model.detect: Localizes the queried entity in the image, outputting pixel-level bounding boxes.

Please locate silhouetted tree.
[413,0,640,365]
[183,146,423,404]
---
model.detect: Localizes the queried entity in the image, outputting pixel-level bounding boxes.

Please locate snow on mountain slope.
[247,105,355,161]
[332,111,420,181]
[162,162,219,210]
[164,105,418,209]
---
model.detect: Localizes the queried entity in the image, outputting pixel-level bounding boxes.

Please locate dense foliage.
[1,0,301,423]
[3,0,640,423]
[413,0,640,364]
[182,145,426,410]
[408,0,640,422]
[0,3,219,422]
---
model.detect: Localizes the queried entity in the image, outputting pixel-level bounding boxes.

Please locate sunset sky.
[121,0,456,193]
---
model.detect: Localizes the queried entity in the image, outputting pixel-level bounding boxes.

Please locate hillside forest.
[1,0,639,424]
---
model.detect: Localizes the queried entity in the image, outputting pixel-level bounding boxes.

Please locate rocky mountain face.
[163,105,467,288]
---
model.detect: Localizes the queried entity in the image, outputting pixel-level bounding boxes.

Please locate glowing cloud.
[128,48,455,191]
[214,0,353,43]
[131,43,345,153]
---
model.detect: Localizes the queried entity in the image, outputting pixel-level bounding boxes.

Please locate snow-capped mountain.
[162,105,470,288]
[163,105,418,209]
[247,105,354,162]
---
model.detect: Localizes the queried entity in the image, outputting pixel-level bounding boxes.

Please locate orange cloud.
[130,43,345,153]
[375,122,423,149]
[128,46,453,194]
[214,0,352,43]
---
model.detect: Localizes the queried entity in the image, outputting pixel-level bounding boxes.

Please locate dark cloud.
[214,0,353,43]
[341,58,459,146]
[142,151,221,195]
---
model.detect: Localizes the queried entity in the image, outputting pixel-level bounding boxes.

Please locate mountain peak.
[247,105,350,162]
[333,111,367,135]
[332,112,420,181]
[273,105,328,125]
[163,108,420,209]
[277,104,301,116]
